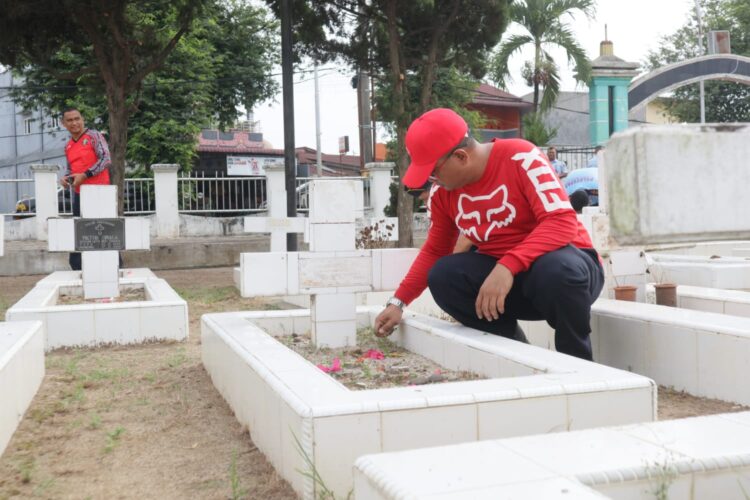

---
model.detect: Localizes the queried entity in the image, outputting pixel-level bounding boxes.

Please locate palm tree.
[491,0,595,113]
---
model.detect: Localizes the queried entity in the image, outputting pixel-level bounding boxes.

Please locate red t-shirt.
[395,138,595,305]
[65,129,111,193]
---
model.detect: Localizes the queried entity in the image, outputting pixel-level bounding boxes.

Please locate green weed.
[228,449,248,500]
[167,347,187,368]
[88,413,102,430]
[16,457,35,484]
[292,430,352,500]
[103,426,125,454]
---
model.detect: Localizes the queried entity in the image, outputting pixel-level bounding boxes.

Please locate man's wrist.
[386,297,405,310]
[84,170,93,178]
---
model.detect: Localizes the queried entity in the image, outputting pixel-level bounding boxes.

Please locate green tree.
[266,0,511,247]
[0,0,278,213]
[491,0,594,113]
[0,0,207,212]
[645,0,750,123]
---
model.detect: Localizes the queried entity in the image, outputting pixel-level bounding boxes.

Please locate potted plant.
[643,257,678,307]
[606,255,638,302]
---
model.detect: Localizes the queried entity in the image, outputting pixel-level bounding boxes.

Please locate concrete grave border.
[354,411,750,499]
[592,298,750,405]
[6,269,187,350]
[0,321,45,456]
[201,306,656,499]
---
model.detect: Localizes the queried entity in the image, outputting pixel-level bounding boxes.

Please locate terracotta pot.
[654,283,678,307]
[613,285,638,302]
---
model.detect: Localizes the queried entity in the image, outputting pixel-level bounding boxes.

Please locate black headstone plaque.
[74,219,126,251]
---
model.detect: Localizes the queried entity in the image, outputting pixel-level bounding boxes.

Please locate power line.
[0,66,342,92]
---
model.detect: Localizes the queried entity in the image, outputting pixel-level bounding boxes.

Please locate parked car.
[14,187,73,219]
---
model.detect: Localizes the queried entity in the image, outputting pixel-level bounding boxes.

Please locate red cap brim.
[402,160,434,188]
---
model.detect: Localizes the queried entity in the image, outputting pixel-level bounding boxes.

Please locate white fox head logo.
[454,185,516,241]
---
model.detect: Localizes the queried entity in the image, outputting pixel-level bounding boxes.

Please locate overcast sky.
[253,0,699,155]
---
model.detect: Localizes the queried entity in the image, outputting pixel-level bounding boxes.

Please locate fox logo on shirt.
[454,185,516,241]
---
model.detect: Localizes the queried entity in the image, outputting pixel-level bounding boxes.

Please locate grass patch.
[88,413,102,430]
[103,426,126,454]
[175,286,238,304]
[16,457,35,484]
[167,347,188,368]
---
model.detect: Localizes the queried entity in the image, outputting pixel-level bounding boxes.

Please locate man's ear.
[453,148,469,163]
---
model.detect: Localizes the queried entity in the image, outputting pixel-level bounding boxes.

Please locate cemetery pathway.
[0,267,746,499]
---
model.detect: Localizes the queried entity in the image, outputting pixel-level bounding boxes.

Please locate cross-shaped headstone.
[47,185,150,299]
[243,163,307,251]
[242,179,417,348]
[243,216,308,251]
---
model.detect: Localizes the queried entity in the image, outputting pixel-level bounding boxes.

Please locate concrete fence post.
[151,164,180,238]
[264,164,287,217]
[365,162,395,218]
[30,164,60,241]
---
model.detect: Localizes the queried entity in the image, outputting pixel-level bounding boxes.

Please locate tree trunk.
[533,41,541,113]
[386,0,413,248]
[105,87,129,216]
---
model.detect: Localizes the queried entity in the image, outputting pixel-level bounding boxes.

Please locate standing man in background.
[60,107,113,270]
[546,146,568,179]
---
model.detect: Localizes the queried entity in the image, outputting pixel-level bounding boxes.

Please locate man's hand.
[475,263,514,320]
[374,305,403,337]
[71,173,87,188]
[60,175,70,188]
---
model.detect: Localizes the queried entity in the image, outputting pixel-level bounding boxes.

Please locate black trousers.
[69,192,82,271]
[427,245,604,360]
[68,191,123,271]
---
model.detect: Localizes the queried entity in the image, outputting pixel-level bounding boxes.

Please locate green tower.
[589,40,639,146]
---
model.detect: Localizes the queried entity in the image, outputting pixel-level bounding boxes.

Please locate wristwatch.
[386,297,405,310]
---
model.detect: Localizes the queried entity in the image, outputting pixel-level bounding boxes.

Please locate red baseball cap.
[403,108,469,188]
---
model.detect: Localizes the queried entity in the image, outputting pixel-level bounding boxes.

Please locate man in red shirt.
[374,108,603,360]
[60,107,113,270]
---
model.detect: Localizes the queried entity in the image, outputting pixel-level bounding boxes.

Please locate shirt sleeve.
[497,143,580,275]
[85,130,112,177]
[394,190,458,305]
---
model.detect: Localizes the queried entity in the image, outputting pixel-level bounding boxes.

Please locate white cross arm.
[241,248,418,297]
[243,216,308,236]
[48,218,75,251]
[47,217,150,251]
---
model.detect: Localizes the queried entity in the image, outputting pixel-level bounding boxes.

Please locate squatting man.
[374,108,604,360]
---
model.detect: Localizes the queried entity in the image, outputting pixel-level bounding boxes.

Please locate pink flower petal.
[331,357,342,372]
[317,364,331,373]
[365,349,385,360]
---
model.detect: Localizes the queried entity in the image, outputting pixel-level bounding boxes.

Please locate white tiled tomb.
[0,321,45,456]
[6,269,188,350]
[201,306,656,499]
[592,297,750,405]
[354,411,750,500]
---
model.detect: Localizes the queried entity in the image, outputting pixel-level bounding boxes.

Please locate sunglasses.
[404,181,432,198]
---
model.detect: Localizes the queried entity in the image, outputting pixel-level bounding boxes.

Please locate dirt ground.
[0,267,746,499]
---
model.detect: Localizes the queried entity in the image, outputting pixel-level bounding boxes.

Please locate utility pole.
[281,0,297,250]
[314,64,322,176]
[695,0,706,123]
[357,69,374,169]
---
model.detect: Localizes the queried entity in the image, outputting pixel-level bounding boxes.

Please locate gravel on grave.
[281,327,484,390]
[58,287,147,305]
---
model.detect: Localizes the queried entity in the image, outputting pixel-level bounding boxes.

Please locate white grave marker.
[243,216,308,251]
[242,179,417,347]
[47,185,150,299]
[0,216,4,257]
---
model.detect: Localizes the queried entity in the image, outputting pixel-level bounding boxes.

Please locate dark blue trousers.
[427,245,604,360]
